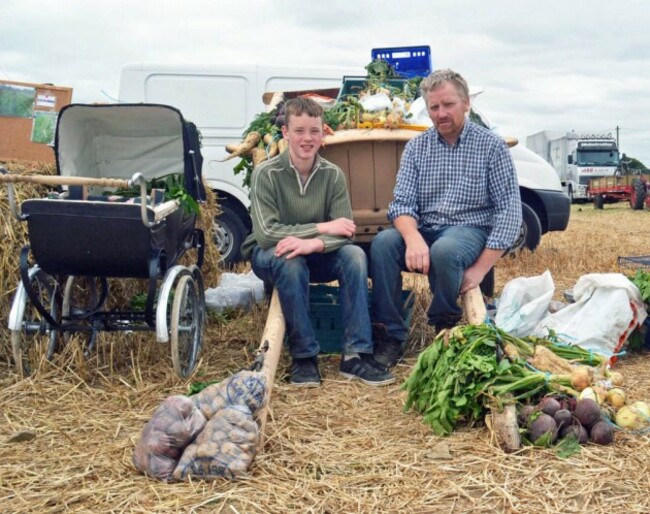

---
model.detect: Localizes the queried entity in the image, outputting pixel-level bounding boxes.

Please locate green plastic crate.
[308,284,415,354]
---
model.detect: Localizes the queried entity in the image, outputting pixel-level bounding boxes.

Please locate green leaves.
[629,269,650,304]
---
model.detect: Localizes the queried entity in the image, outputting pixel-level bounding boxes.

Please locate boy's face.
[282,113,323,164]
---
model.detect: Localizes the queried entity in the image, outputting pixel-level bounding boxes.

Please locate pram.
[1,103,207,378]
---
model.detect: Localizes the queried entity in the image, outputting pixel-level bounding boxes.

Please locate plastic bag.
[192,370,267,420]
[204,271,266,312]
[173,405,259,480]
[532,273,648,358]
[404,96,433,126]
[132,395,206,481]
[494,270,555,337]
[359,92,393,113]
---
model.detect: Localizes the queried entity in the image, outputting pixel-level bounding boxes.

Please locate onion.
[608,371,624,387]
[606,388,627,410]
[632,401,650,425]
[615,405,642,430]
[578,387,598,404]
[570,366,592,392]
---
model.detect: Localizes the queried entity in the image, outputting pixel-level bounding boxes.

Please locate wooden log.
[461,286,487,325]
[256,289,286,448]
[0,173,130,189]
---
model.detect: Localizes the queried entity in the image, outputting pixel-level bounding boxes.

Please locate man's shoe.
[290,356,321,387]
[372,323,404,368]
[339,354,396,386]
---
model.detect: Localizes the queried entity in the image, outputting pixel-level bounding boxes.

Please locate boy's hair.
[419,68,470,103]
[284,97,324,126]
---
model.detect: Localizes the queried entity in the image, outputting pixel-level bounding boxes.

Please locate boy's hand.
[316,218,356,238]
[275,236,324,259]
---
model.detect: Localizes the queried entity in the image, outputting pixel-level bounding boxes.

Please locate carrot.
[219,131,261,161]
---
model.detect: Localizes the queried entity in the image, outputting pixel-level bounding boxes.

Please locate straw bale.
[2,199,650,512]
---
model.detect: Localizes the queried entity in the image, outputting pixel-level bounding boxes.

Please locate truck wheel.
[213,206,246,266]
[510,203,542,253]
[630,179,646,210]
[593,194,604,210]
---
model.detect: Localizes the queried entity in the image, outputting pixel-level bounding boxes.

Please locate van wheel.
[510,203,542,253]
[213,206,246,266]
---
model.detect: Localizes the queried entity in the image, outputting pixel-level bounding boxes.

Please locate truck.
[526,131,620,202]
[119,58,570,266]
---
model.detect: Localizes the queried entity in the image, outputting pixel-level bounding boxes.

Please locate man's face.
[282,113,323,163]
[425,82,470,143]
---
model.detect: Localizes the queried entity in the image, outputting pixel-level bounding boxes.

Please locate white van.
[119,63,363,263]
[119,64,570,265]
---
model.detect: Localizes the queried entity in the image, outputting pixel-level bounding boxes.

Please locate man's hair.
[284,97,324,126]
[419,69,470,103]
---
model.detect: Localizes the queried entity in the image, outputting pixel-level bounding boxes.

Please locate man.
[241,97,394,387]
[370,69,522,368]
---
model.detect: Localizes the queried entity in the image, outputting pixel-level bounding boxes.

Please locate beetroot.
[517,404,536,426]
[528,413,558,446]
[574,399,601,428]
[538,397,562,417]
[560,424,589,444]
[553,409,573,428]
[589,421,614,445]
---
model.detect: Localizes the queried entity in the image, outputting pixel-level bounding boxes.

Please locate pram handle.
[0,168,160,229]
[0,174,130,189]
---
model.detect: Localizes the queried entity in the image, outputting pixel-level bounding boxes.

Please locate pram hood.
[54,103,205,201]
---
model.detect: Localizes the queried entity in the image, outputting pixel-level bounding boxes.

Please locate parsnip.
[219,131,261,161]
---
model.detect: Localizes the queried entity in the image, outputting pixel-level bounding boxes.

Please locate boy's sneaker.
[339,354,396,386]
[290,356,321,387]
[372,323,404,368]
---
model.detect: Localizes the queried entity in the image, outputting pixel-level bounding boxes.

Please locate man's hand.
[460,266,486,294]
[274,236,324,259]
[316,218,356,238]
[405,236,430,274]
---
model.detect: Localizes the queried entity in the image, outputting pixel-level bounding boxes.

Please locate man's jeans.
[370,225,489,342]
[251,244,372,359]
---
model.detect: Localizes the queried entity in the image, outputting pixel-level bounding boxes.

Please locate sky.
[3,0,650,164]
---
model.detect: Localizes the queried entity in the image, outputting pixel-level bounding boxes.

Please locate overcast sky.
[3,0,650,163]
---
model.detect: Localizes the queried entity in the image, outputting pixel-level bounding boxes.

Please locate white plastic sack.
[494,270,555,337]
[532,273,647,358]
[359,92,393,113]
[404,97,433,127]
[205,271,266,312]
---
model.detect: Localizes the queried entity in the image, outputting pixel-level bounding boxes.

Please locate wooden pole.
[256,289,286,448]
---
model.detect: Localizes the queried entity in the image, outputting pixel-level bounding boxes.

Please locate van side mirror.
[567,155,573,164]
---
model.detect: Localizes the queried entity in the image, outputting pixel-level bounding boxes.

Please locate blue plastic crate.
[371,45,432,78]
[308,284,415,354]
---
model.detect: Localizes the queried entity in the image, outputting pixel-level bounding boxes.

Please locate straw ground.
[1,163,649,513]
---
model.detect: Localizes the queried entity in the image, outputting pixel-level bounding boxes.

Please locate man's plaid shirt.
[388,121,522,250]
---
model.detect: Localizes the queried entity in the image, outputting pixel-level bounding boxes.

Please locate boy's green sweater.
[241,150,353,260]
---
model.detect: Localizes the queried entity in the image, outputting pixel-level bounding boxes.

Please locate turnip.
[589,420,614,445]
[560,424,589,444]
[538,396,562,417]
[517,404,536,426]
[570,366,592,392]
[574,398,602,428]
[528,413,558,446]
[553,409,573,428]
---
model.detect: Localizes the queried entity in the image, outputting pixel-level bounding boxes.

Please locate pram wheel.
[171,274,204,378]
[11,269,60,377]
[62,276,106,356]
